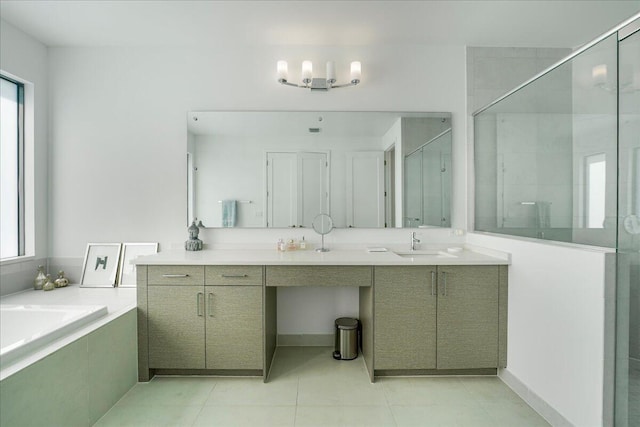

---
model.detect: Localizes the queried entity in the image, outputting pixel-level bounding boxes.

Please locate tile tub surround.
[96,346,550,427]
[0,303,108,369]
[0,285,137,426]
[0,284,136,381]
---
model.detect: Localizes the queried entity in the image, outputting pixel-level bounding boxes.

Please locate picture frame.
[118,242,158,287]
[80,243,122,287]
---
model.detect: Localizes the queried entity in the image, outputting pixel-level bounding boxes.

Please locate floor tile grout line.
[189,404,208,427]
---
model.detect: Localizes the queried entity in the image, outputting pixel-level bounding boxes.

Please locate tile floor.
[95,346,550,427]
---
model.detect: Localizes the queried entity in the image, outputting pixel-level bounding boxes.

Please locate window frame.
[1,74,26,260]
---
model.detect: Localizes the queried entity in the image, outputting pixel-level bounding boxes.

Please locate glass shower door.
[616,24,640,427]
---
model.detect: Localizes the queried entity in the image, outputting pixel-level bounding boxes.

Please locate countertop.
[133,244,510,266]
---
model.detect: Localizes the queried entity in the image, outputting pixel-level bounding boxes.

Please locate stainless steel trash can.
[333,317,359,360]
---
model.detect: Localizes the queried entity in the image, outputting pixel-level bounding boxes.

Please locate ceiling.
[1,1,639,49]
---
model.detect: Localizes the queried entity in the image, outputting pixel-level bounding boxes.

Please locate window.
[585,153,606,229]
[1,75,25,259]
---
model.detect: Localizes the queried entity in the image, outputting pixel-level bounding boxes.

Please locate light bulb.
[302,60,313,83]
[350,61,361,84]
[326,61,336,84]
[277,60,288,82]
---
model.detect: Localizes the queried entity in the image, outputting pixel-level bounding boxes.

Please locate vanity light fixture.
[277,60,361,92]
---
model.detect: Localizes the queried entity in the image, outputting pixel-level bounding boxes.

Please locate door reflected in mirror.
[187,111,452,229]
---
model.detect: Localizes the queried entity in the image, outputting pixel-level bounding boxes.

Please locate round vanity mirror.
[312,214,334,252]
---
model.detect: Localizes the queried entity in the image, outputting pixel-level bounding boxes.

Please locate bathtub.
[0,304,108,368]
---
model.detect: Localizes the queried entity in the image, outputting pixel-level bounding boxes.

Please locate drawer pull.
[220,274,248,278]
[162,274,190,278]
[441,272,447,296]
[430,271,436,297]
[197,292,204,316]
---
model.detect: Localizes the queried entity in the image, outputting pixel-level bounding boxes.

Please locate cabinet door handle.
[162,274,189,278]
[441,272,447,296]
[220,274,248,278]
[196,292,204,316]
[208,293,214,317]
[430,271,436,296]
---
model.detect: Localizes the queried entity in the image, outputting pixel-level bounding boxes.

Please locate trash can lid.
[335,317,358,330]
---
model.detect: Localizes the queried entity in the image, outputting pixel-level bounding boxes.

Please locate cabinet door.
[148,285,205,369]
[205,286,263,370]
[374,266,437,370]
[436,266,499,369]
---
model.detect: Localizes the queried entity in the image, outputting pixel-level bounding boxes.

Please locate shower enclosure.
[473,13,639,427]
[404,128,452,228]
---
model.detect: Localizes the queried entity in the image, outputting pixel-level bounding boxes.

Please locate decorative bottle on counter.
[43,274,55,291]
[287,238,297,251]
[277,238,285,252]
[34,265,47,290]
[54,271,69,288]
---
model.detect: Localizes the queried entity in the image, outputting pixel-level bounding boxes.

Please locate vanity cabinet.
[204,265,263,369]
[374,265,506,372]
[148,284,205,368]
[374,266,436,369]
[144,265,263,373]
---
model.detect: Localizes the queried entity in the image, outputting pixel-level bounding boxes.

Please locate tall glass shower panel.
[617,23,640,427]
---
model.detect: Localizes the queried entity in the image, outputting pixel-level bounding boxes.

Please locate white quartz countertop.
[134,245,510,266]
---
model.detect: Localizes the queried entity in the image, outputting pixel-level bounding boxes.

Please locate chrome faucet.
[411,232,421,251]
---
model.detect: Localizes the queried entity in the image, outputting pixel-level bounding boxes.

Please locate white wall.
[0,19,48,295]
[467,232,613,427]
[47,44,467,257]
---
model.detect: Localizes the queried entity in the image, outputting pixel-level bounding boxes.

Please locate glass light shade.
[277,60,288,81]
[326,61,336,83]
[302,61,313,81]
[350,61,362,82]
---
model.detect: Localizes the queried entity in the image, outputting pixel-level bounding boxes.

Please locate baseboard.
[376,368,496,376]
[277,334,333,347]
[499,368,573,427]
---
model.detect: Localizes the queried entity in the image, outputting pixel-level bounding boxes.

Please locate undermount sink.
[393,250,457,259]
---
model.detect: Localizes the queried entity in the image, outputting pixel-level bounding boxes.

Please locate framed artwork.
[118,242,158,287]
[80,243,122,287]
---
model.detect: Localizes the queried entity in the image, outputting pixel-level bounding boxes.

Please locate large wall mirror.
[187,111,452,229]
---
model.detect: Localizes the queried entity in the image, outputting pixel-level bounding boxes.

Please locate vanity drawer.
[205,266,263,286]
[147,265,204,286]
[266,266,372,287]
